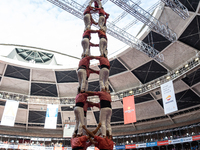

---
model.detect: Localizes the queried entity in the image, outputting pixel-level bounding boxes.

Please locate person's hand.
[98,123,101,127]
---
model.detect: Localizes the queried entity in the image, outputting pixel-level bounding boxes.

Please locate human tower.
[71,0,114,149]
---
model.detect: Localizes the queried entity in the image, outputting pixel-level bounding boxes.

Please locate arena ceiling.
[0,0,200,136]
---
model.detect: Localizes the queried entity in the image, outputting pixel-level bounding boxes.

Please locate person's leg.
[98,16,105,30]
[102,38,107,57]
[81,38,90,56]
[85,38,90,56]
[84,14,91,30]
[103,68,109,91]
[78,69,87,92]
[89,0,95,6]
[85,79,89,91]
[77,70,83,90]
[83,116,87,135]
[99,69,105,90]
[99,108,107,136]
[106,108,112,136]
[73,107,79,134]
[96,0,102,8]
[77,107,85,135]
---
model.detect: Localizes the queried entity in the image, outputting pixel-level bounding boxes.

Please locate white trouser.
[84,14,91,30]
[99,67,109,90]
[85,80,89,91]
[81,38,90,56]
[74,106,84,135]
[99,38,107,56]
[99,107,112,136]
[77,69,87,91]
[102,25,107,33]
[89,0,102,8]
[83,116,87,135]
[98,16,105,30]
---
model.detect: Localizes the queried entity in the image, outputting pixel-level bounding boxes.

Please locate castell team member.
[77,54,94,93]
[73,87,89,135]
[71,123,101,150]
[83,126,114,150]
[81,29,98,56]
[90,54,110,91]
[83,101,100,135]
[83,6,98,31]
[96,29,108,57]
[89,0,102,8]
[95,7,109,30]
[86,89,112,137]
[85,67,99,91]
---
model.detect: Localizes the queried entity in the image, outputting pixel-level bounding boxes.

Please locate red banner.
[123,95,136,124]
[192,135,200,141]
[125,144,136,149]
[157,140,169,146]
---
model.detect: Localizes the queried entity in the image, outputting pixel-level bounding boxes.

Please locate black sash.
[100,100,111,108]
[72,147,84,150]
[76,102,84,107]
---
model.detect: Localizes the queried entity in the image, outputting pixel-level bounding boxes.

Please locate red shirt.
[93,91,111,102]
[78,56,93,68]
[94,56,110,69]
[71,136,88,148]
[95,8,109,18]
[82,30,97,39]
[83,6,93,15]
[83,141,92,150]
[94,136,114,149]
[97,30,107,40]
[75,93,88,104]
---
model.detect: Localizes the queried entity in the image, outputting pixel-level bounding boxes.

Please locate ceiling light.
[175,70,179,74]
[147,85,151,87]
[26,98,29,101]
[36,99,40,101]
[157,81,160,83]
[166,76,170,79]
[139,88,142,91]
[195,57,199,61]
[185,64,188,68]
[16,96,19,100]
[120,93,123,96]
[129,90,133,94]
[6,95,9,98]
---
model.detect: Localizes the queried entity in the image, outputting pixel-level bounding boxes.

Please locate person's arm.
[92,123,101,135]
[90,14,98,25]
[90,42,99,47]
[87,101,100,109]
[82,125,95,137]
[89,29,98,34]
[88,68,99,74]
[85,91,95,96]
[105,13,109,19]
[82,123,101,137]
[88,138,95,145]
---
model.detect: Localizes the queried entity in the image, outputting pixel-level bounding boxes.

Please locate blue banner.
[115,145,125,149]
[146,142,157,147]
